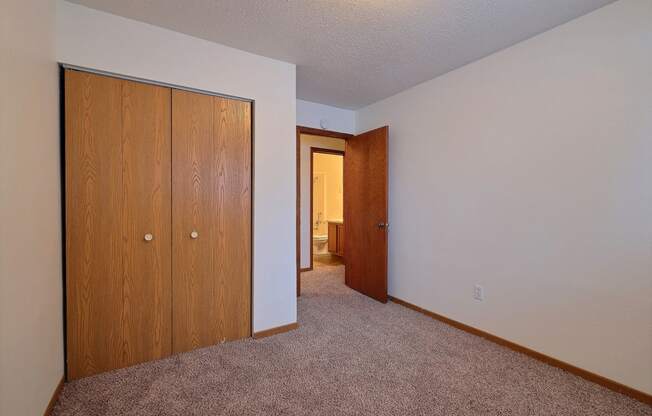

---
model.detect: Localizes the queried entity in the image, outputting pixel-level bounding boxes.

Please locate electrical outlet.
[473,285,484,301]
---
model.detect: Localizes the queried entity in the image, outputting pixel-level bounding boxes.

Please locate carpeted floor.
[53,265,650,415]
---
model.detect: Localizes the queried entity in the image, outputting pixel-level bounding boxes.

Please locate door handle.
[190,230,199,239]
[144,233,154,242]
[377,222,389,229]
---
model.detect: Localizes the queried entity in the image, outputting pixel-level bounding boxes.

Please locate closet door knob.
[190,230,199,239]
[144,233,154,242]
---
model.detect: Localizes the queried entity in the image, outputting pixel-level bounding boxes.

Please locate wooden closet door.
[66,70,172,379]
[121,80,172,367]
[66,70,124,380]
[172,90,251,354]
[213,96,251,342]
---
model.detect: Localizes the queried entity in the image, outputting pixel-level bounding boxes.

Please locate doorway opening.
[296,126,350,297]
[296,125,389,301]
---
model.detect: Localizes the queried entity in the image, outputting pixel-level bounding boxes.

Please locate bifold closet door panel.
[65,70,124,379]
[65,70,172,379]
[172,90,251,354]
[171,90,215,353]
[121,80,172,367]
[213,96,251,342]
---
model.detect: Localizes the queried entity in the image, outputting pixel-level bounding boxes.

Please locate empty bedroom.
[1,0,650,415]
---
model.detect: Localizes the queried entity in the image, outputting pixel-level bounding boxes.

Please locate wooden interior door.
[172,90,251,354]
[343,126,389,303]
[65,70,172,379]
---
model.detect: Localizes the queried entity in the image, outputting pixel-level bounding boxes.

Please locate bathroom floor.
[313,253,344,267]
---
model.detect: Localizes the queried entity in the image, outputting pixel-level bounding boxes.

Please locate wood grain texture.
[65,70,124,379]
[66,70,174,379]
[172,89,215,353]
[389,296,652,405]
[213,96,251,342]
[66,71,251,376]
[172,90,251,353]
[343,126,389,303]
[121,80,172,366]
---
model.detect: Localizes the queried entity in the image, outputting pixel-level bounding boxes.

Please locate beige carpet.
[53,265,650,415]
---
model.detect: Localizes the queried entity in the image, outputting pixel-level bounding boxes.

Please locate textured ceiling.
[68,0,615,109]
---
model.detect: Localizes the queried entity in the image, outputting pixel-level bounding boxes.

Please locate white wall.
[299,135,346,268]
[297,99,355,134]
[357,0,652,393]
[0,1,63,415]
[56,0,297,332]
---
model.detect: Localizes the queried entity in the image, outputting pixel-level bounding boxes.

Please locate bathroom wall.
[312,153,344,236]
[299,134,346,269]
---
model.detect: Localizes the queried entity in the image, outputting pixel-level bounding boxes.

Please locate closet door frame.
[60,64,255,380]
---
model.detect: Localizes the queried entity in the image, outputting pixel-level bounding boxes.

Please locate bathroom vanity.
[327,220,345,257]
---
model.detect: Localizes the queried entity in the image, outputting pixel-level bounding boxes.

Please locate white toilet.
[313,234,329,255]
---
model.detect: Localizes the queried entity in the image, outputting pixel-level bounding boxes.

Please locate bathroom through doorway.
[296,125,389,301]
[311,148,345,269]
